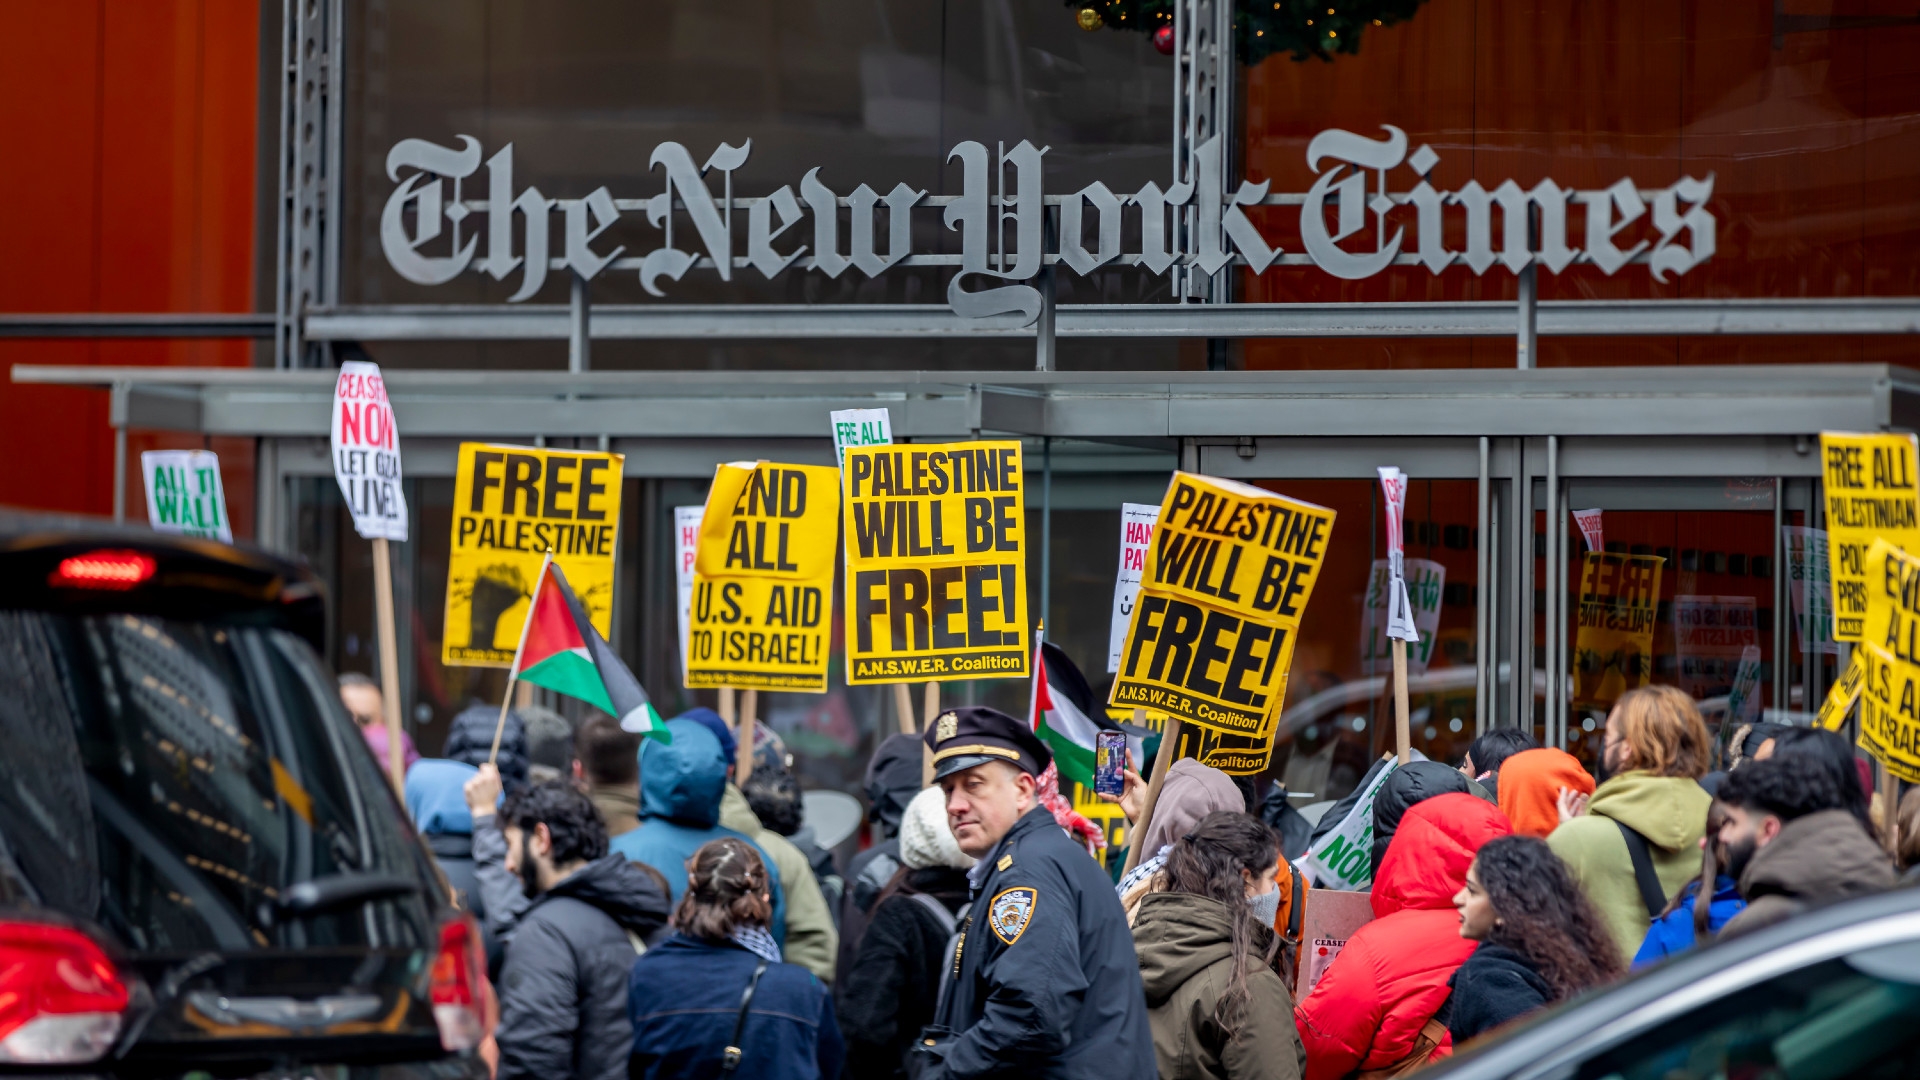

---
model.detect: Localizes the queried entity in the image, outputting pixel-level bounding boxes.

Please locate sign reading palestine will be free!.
[1112,473,1336,739]
[841,441,1029,683]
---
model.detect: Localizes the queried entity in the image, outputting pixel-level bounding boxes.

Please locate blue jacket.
[608,717,786,943]
[628,934,842,1080]
[405,759,501,967]
[1632,876,1745,968]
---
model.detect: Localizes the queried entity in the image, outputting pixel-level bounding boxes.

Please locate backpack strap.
[1613,818,1669,918]
[909,890,959,936]
[720,959,770,1074]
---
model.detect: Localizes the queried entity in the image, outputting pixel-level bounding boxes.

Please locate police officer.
[911,706,1154,1080]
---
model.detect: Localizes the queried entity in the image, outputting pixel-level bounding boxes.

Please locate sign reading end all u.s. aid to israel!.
[1821,431,1920,642]
[686,461,841,693]
[1112,472,1335,739]
[841,441,1028,684]
[444,443,624,667]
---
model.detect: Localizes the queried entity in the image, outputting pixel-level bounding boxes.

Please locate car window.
[1576,940,1920,1080]
[0,610,438,954]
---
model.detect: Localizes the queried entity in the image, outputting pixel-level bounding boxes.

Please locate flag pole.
[491,548,554,766]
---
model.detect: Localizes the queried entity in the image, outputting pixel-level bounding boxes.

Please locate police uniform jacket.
[920,805,1155,1080]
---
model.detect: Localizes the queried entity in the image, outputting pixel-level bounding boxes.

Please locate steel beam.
[0,314,276,339]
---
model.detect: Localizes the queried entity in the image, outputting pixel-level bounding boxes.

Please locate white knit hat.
[898,786,975,871]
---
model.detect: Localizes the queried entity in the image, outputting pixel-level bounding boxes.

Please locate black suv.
[0,516,488,1080]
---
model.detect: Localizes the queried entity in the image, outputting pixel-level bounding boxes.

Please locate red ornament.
[1153,24,1175,54]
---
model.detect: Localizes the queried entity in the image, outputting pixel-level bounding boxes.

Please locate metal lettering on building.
[380,126,1716,323]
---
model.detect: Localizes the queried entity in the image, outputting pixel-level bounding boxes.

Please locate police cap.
[924,705,1052,782]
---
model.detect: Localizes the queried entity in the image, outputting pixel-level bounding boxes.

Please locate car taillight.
[0,922,130,1064]
[429,915,490,1053]
[48,550,157,590]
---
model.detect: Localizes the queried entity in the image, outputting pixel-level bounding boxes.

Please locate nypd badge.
[989,887,1036,945]
[936,711,959,741]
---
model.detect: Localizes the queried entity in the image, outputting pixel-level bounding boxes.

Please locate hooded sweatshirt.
[1370,761,1473,878]
[496,854,671,1080]
[607,717,787,943]
[404,759,497,963]
[1134,891,1305,1080]
[1496,749,1595,839]
[1546,770,1710,966]
[1717,809,1895,940]
[1295,793,1512,1080]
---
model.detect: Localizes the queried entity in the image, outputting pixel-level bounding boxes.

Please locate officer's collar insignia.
[936,712,959,741]
[996,853,1013,871]
[989,887,1036,945]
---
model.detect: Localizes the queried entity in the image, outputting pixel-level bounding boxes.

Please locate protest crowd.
[364,666,1920,1080]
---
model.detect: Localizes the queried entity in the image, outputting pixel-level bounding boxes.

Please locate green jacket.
[1547,771,1709,966]
[720,783,839,983]
[1134,891,1305,1080]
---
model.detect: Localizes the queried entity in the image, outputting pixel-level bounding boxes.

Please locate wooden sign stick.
[1122,717,1182,875]
[1392,638,1412,766]
[372,536,406,794]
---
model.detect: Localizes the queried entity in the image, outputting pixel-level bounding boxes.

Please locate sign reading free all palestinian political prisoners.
[444,443,624,667]
[687,462,841,692]
[1821,431,1920,642]
[841,441,1028,683]
[1111,473,1336,738]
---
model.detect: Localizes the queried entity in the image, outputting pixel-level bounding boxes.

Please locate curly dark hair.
[742,764,803,837]
[1766,728,1873,831]
[1474,835,1622,1002]
[1160,811,1281,1038]
[675,837,773,941]
[1464,728,1539,776]
[498,778,608,866]
[1717,755,1847,822]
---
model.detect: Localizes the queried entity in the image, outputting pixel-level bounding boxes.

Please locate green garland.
[1068,0,1430,64]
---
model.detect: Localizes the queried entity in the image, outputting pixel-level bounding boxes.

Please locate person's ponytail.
[675,838,772,941]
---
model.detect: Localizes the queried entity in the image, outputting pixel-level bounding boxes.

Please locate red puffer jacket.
[1294,793,1512,1080]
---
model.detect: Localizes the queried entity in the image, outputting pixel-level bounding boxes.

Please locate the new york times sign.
[380,126,1716,324]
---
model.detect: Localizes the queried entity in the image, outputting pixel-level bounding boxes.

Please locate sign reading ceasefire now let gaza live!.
[842,441,1028,683]
[1112,473,1336,739]
[444,443,625,667]
[687,462,841,693]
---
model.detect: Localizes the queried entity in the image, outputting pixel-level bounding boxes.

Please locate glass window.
[1576,941,1920,1080]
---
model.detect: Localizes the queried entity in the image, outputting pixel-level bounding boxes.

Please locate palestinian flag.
[514,561,669,742]
[1027,633,1126,789]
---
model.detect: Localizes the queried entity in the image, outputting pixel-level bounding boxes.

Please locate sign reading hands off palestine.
[1821,431,1920,642]
[1112,472,1336,738]
[444,443,624,667]
[688,462,841,692]
[842,441,1028,683]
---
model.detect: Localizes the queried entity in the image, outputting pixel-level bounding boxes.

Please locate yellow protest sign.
[841,441,1029,683]
[1103,705,1280,777]
[1111,472,1335,738]
[1572,552,1664,708]
[686,462,840,693]
[444,443,623,666]
[1855,639,1920,783]
[1820,431,1920,642]
[1818,651,1867,731]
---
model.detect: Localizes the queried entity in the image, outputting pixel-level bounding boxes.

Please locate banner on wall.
[141,450,232,543]
[443,443,624,667]
[1783,526,1841,657]
[1673,595,1758,697]
[675,504,705,682]
[1820,431,1920,642]
[841,441,1029,683]
[1361,558,1445,675]
[687,462,841,692]
[1108,502,1160,674]
[1111,472,1335,738]
[1572,551,1665,708]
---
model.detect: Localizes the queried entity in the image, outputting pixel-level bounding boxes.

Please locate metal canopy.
[16,362,1919,441]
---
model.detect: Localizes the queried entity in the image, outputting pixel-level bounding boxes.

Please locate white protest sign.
[829,408,892,465]
[1572,508,1604,553]
[1362,558,1446,674]
[1107,503,1160,673]
[1725,644,1764,725]
[1376,467,1418,643]
[1783,526,1841,656]
[675,504,706,683]
[141,450,232,543]
[1293,755,1407,890]
[330,360,408,541]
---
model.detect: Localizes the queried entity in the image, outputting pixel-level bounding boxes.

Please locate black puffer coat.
[1370,762,1472,878]
[495,855,671,1080]
[444,704,531,791]
[838,868,971,1079]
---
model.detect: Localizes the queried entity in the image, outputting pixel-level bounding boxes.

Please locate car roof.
[0,508,326,649]
[1425,883,1920,1080]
